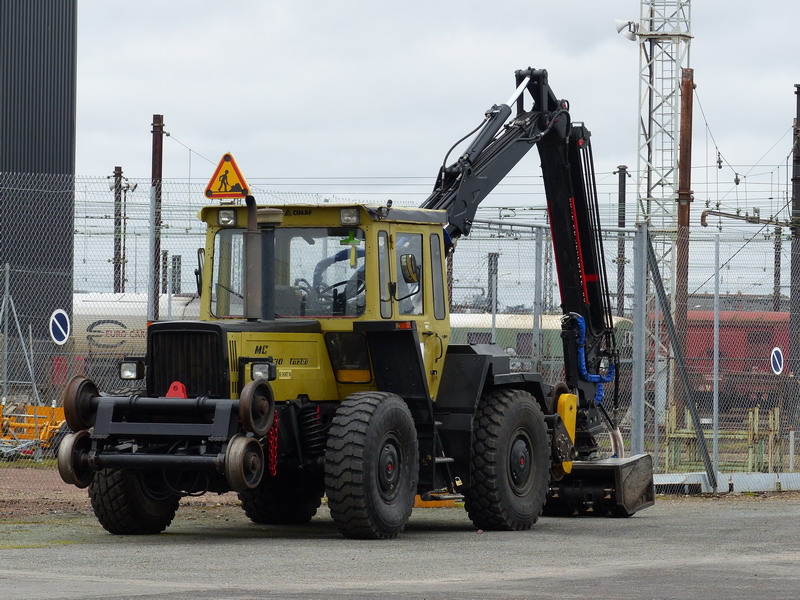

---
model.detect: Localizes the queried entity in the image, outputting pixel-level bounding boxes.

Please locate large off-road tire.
[464,388,549,531]
[239,471,325,525]
[325,392,419,539]
[88,469,180,535]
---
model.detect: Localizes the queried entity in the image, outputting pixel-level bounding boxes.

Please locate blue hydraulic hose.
[572,313,615,406]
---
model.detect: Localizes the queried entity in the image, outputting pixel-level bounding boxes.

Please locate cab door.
[386,225,448,401]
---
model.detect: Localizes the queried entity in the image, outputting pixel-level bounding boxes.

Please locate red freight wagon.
[684,311,797,421]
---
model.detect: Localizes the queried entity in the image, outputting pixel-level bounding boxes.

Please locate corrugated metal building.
[0,1,77,388]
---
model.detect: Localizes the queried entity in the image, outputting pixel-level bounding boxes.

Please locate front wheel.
[464,388,550,531]
[325,392,419,539]
[89,469,180,535]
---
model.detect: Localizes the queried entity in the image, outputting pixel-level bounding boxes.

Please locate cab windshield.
[211,227,366,318]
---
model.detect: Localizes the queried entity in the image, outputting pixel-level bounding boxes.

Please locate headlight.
[218,208,237,226]
[251,362,277,381]
[340,207,359,225]
[119,359,145,380]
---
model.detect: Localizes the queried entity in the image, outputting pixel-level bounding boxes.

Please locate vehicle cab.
[197,202,452,402]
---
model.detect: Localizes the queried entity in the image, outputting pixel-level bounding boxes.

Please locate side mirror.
[195,248,205,296]
[399,254,419,284]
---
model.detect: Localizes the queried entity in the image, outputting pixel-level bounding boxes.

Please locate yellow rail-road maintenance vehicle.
[58,68,654,538]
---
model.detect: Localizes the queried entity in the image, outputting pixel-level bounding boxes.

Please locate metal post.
[150,114,164,322]
[488,252,499,342]
[675,68,694,421]
[166,259,173,319]
[2,263,8,404]
[171,255,182,295]
[532,228,544,372]
[713,233,720,480]
[147,186,157,322]
[113,166,123,293]
[616,165,627,316]
[790,430,795,472]
[790,85,800,474]
[654,303,665,419]
[121,187,128,294]
[8,296,40,405]
[632,224,647,456]
[790,86,800,378]
[161,250,169,294]
[647,232,717,490]
[774,227,782,311]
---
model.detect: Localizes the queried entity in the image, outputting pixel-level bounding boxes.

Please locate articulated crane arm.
[421,68,566,242]
[422,68,621,455]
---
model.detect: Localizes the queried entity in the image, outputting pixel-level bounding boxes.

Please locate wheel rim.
[508,428,534,496]
[62,376,98,432]
[57,430,94,488]
[225,435,265,491]
[239,379,275,437]
[377,433,402,502]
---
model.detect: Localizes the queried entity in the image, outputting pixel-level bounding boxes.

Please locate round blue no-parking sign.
[770,347,784,375]
[49,309,70,345]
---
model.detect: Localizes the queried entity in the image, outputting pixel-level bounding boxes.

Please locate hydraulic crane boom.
[421,68,565,241]
[423,68,619,452]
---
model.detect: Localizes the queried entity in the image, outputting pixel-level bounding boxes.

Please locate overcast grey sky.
[76,1,800,220]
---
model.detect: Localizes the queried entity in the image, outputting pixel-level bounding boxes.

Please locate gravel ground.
[0,465,242,518]
[4,464,800,520]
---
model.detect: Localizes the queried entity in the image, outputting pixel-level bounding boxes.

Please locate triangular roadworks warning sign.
[205,153,249,199]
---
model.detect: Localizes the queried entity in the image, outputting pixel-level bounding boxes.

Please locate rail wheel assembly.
[238,379,275,437]
[56,429,93,489]
[224,434,265,492]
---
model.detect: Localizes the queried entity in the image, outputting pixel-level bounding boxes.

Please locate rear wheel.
[239,471,324,525]
[464,388,549,531]
[89,469,180,535]
[325,392,418,539]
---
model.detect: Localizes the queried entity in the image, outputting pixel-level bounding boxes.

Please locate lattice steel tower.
[635,0,692,263]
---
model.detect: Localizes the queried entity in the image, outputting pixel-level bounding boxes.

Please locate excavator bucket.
[545,453,655,517]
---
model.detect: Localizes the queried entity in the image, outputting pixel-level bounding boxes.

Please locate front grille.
[147,323,228,398]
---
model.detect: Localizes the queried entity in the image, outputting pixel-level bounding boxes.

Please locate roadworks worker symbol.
[205,153,250,199]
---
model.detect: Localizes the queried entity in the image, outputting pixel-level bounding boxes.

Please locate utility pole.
[616,165,628,316]
[790,86,800,376]
[112,166,123,293]
[150,114,164,321]
[675,68,694,421]
[774,227,782,312]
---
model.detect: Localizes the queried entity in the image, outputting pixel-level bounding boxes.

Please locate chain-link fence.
[653,229,799,480]
[448,222,800,483]
[1,173,798,491]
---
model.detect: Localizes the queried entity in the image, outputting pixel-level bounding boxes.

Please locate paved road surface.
[2,490,799,599]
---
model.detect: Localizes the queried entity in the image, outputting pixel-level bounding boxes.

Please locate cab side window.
[378,231,392,318]
[430,233,446,320]
[395,233,423,315]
